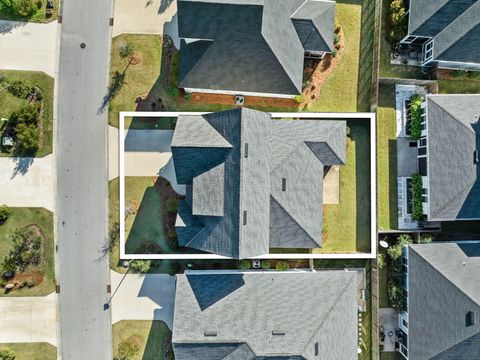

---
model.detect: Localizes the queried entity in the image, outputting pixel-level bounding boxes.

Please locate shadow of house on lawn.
[143,320,173,359]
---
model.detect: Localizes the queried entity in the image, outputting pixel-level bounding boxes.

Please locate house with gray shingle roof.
[171,108,346,259]
[400,0,480,70]
[177,0,336,98]
[172,270,359,360]
[397,242,480,359]
[415,94,480,221]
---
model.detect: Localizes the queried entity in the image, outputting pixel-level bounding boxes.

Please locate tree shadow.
[10,156,34,178]
[0,19,28,35]
[158,0,174,14]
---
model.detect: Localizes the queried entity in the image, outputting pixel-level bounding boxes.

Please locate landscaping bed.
[0,0,58,22]
[0,70,54,157]
[0,207,54,296]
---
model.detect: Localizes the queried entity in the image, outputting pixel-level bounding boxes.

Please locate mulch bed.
[154,176,185,250]
[177,92,298,109]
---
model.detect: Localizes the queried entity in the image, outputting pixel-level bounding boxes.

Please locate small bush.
[409,94,423,140]
[116,339,140,360]
[0,205,13,224]
[166,199,179,214]
[377,253,385,269]
[387,234,412,261]
[238,260,250,270]
[451,70,466,78]
[10,104,39,127]
[130,260,151,274]
[119,42,135,61]
[0,348,16,360]
[467,71,480,79]
[333,33,340,45]
[411,173,424,221]
[167,85,180,98]
[293,95,304,104]
[12,0,37,16]
[6,80,32,98]
[419,234,432,244]
[184,93,192,101]
[332,49,337,58]
[275,261,289,271]
[261,260,270,270]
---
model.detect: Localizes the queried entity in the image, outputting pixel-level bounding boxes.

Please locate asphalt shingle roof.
[172,108,346,258]
[172,271,358,359]
[177,0,335,96]
[426,95,480,220]
[407,242,480,359]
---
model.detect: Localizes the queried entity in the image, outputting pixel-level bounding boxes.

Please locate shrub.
[14,122,40,155]
[409,94,423,140]
[293,95,304,104]
[116,339,140,360]
[419,234,432,244]
[275,261,289,271]
[377,253,385,269]
[166,199,179,214]
[451,70,466,78]
[168,262,180,276]
[467,71,480,79]
[6,80,32,98]
[119,42,135,61]
[387,0,407,43]
[387,234,412,261]
[411,173,424,221]
[130,260,151,273]
[333,33,340,45]
[332,49,337,58]
[261,260,270,270]
[184,93,192,101]
[0,348,15,360]
[0,205,13,224]
[1,226,42,273]
[10,104,39,127]
[238,260,250,270]
[108,222,120,253]
[35,0,42,8]
[167,85,180,98]
[12,0,37,16]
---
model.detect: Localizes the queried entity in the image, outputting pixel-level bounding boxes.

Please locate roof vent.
[314,342,319,356]
[244,143,249,158]
[474,150,479,164]
[272,330,285,336]
[282,178,287,191]
[204,331,217,337]
[243,210,247,225]
[466,311,476,327]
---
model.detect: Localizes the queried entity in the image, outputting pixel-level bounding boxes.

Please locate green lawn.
[0,343,56,360]
[377,84,398,230]
[438,79,480,94]
[0,0,58,22]
[380,352,403,360]
[315,120,371,254]
[307,0,374,112]
[112,320,171,360]
[0,70,54,157]
[379,248,389,308]
[0,207,55,296]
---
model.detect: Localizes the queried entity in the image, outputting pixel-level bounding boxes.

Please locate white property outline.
[119,111,377,260]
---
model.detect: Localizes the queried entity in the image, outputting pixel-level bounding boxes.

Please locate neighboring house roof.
[407,242,480,359]
[171,108,346,259]
[172,271,358,360]
[177,0,335,96]
[408,0,480,64]
[426,95,480,220]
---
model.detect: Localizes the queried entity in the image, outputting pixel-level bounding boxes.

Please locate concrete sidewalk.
[0,20,58,77]
[0,293,57,345]
[0,155,53,211]
[111,270,175,329]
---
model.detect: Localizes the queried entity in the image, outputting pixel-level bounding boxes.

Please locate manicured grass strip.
[438,80,480,94]
[0,207,55,296]
[112,320,170,360]
[377,84,398,230]
[0,70,54,157]
[0,343,56,360]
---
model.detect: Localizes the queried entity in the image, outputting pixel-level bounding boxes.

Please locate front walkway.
[0,20,58,77]
[0,155,53,211]
[0,292,57,345]
[110,271,175,329]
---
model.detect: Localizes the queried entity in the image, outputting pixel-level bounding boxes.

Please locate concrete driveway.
[112,0,178,41]
[0,293,57,345]
[111,270,175,329]
[0,155,53,211]
[0,20,58,77]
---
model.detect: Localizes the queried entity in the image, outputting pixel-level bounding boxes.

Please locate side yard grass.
[377,84,398,230]
[438,79,480,94]
[0,343,56,360]
[0,0,58,22]
[0,70,54,157]
[315,119,371,253]
[0,207,55,296]
[112,320,171,360]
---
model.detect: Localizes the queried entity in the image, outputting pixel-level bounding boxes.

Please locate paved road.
[0,293,57,345]
[0,20,58,77]
[0,155,53,210]
[56,0,113,358]
[110,271,175,329]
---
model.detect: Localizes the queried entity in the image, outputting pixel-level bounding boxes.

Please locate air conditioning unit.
[235,95,244,106]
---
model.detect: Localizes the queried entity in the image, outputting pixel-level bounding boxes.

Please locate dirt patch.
[154,177,185,250]
[4,271,44,292]
[177,92,298,109]
[300,27,345,108]
[129,53,142,65]
[127,335,144,347]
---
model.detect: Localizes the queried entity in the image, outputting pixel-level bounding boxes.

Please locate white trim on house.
[422,39,434,64]
[183,87,298,99]
[118,111,377,260]
[184,38,214,44]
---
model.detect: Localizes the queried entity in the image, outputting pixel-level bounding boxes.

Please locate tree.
[2,226,41,273]
[275,261,289,271]
[115,340,140,360]
[9,104,39,127]
[14,122,39,155]
[130,260,151,273]
[0,348,16,360]
[12,0,37,16]
[119,42,135,63]
[238,260,250,270]
[0,205,13,224]
[387,234,412,261]
[419,234,432,244]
